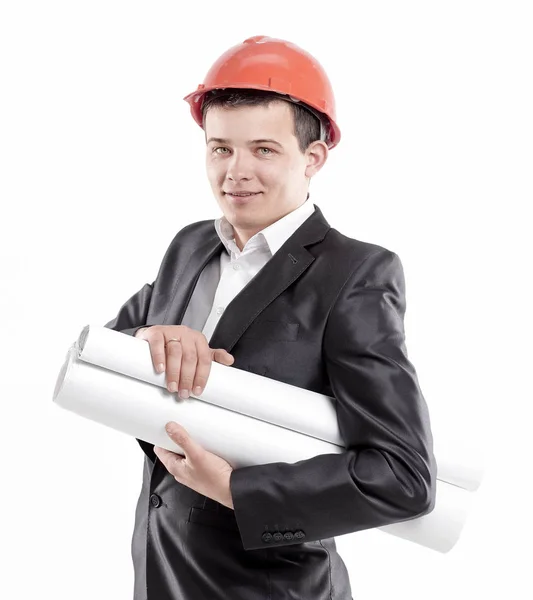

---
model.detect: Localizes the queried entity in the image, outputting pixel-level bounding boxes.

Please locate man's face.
[204,100,327,250]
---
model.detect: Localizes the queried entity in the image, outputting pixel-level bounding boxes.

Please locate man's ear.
[304,140,329,178]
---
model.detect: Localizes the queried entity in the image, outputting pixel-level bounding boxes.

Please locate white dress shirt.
[180,197,316,344]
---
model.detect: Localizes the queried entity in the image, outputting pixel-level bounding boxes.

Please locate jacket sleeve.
[103,281,156,459]
[229,249,437,551]
[103,282,154,338]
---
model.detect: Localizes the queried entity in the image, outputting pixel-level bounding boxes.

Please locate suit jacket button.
[262,532,273,543]
[283,532,294,540]
[294,530,305,539]
[273,532,283,542]
[150,493,161,508]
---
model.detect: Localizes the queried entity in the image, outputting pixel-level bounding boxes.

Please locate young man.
[105,36,437,600]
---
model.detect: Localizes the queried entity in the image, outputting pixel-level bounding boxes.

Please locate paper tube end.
[53,344,77,403]
[77,324,90,355]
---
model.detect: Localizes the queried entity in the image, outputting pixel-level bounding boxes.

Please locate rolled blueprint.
[75,324,484,491]
[53,325,480,553]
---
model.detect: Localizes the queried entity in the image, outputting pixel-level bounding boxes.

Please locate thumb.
[165,422,201,461]
[212,348,235,365]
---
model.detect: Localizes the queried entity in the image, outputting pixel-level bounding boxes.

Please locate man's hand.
[154,422,234,510]
[135,325,234,398]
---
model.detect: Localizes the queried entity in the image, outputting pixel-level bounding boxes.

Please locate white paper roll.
[75,324,484,491]
[54,343,343,468]
[52,325,480,552]
[75,324,344,445]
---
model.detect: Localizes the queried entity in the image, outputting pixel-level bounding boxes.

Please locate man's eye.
[212,147,273,155]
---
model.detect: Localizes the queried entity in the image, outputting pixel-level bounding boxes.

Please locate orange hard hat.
[183,35,341,149]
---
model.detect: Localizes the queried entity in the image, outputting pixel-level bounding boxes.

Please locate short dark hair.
[201,88,327,153]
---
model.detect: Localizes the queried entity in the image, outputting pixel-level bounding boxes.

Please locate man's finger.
[154,445,185,476]
[164,422,202,463]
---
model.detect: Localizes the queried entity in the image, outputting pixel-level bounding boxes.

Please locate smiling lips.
[225,191,262,203]
[225,192,261,196]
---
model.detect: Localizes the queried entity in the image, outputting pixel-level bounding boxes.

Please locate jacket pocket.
[187,506,240,532]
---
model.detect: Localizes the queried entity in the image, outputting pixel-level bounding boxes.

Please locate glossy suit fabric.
[104,204,437,600]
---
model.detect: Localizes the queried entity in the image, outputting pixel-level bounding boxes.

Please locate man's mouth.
[224,191,262,203]
[225,192,261,197]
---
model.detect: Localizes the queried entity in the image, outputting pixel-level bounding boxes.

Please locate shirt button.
[216,306,225,315]
[150,494,161,508]
[232,263,241,270]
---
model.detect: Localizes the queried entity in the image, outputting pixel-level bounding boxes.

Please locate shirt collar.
[214,195,316,258]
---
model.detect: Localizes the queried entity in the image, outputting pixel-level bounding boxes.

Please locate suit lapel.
[166,204,331,352]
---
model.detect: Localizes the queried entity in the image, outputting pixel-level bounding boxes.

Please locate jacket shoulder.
[324,226,399,269]
[166,218,217,249]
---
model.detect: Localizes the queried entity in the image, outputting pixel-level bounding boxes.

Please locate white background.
[1,1,531,598]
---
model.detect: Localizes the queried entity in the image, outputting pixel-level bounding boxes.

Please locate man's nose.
[226,152,253,181]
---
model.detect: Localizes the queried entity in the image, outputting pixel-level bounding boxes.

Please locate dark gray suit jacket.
[104,203,437,600]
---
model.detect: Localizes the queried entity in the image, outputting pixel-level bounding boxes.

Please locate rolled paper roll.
[53,343,343,467]
[52,325,482,552]
[75,324,345,446]
[75,324,485,491]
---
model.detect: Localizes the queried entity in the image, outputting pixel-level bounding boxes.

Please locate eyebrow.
[206,137,283,148]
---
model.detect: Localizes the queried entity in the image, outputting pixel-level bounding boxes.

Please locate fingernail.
[168,382,177,393]
[179,389,189,399]
[157,363,164,373]
[193,386,202,396]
